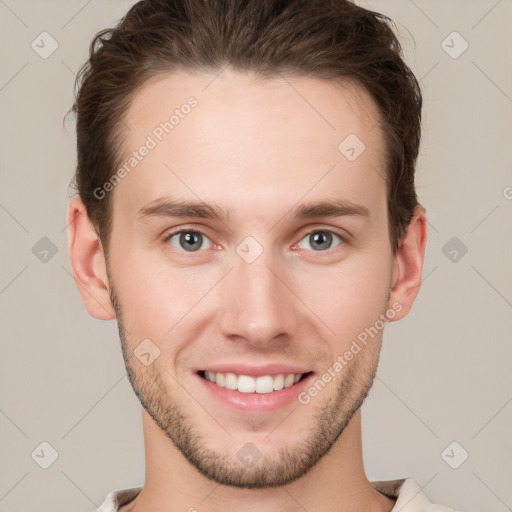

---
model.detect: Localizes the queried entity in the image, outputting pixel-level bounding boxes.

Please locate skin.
[67,68,427,512]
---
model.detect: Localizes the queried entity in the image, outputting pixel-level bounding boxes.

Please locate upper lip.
[197,363,312,377]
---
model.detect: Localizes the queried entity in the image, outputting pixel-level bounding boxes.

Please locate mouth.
[197,370,314,394]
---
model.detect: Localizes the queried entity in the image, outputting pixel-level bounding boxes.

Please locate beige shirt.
[96,478,460,511]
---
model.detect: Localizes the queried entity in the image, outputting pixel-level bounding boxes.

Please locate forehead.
[113,69,387,226]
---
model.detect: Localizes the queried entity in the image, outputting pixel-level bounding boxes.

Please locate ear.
[387,205,428,321]
[66,197,116,320]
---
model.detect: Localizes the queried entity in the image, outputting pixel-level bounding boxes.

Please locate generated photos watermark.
[298,300,403,405]
[93,96,198,200]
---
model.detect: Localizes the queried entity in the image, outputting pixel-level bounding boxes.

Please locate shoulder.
[96,487,142,512]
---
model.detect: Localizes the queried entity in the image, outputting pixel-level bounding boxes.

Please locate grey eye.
[167,231,210,252]
[298,231,342,251]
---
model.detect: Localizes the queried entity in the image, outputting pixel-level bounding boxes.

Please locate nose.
[218,247,298,348]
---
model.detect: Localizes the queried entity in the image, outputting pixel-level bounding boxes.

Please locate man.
[67,0,459,510]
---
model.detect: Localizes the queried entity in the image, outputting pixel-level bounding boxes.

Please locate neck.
[121,409,395,512]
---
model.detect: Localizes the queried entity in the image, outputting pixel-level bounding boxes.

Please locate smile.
[198,370,312,394]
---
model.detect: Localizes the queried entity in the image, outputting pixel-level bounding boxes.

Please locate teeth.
[238,375,256,393]
[215,372,225,387]
[203,371,304,394]
[225,372,237,390]
[284,374,295,387]
[273,374,284,391]
[255,375,274,393]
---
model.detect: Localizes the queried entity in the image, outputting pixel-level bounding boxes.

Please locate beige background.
[1,1,511,511]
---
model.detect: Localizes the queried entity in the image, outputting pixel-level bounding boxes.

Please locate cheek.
[109,246,219,339]
[293,251,392,341]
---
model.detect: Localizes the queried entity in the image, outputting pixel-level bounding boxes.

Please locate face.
[106,69,396,488]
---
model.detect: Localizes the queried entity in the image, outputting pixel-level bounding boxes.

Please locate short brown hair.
[70,0,422,253]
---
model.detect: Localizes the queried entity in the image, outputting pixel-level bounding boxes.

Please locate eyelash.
[162,227,346,254]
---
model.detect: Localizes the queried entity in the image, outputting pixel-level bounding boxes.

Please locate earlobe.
[66,197,116,320]
[387,205,428,322]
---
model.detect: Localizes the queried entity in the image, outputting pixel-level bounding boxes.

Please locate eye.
[165,230,212,252]
[296,230,343,251]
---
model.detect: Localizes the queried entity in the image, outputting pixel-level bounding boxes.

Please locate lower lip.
[197,372,314,413]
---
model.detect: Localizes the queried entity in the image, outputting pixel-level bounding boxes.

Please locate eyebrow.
[137,197,370,223]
